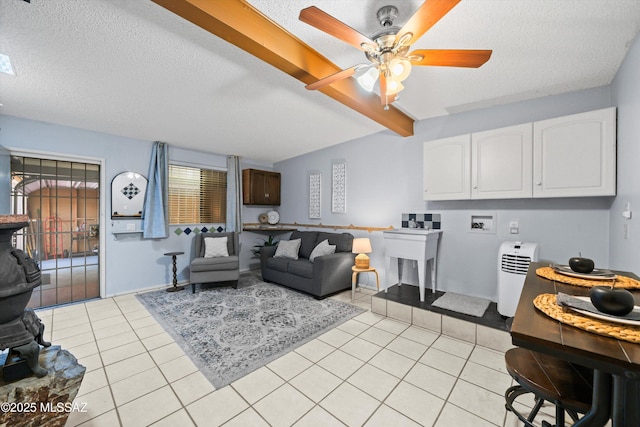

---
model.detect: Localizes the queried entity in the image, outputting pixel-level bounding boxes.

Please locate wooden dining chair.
[504,347,593,427]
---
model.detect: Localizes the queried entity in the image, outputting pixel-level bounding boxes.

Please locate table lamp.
[352,238,372,269]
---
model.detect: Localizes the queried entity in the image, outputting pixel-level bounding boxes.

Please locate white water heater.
[498,241,539,317]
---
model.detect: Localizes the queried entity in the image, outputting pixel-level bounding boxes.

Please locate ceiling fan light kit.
[300,0,492,110]
[389,58,412,81]
[357,67,379,92]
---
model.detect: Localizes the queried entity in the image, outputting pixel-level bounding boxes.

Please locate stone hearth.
[0,345,86,427]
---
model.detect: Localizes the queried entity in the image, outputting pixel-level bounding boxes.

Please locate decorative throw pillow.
[204,236,229,258]
[309,239,336,263]
[274,238,301,260]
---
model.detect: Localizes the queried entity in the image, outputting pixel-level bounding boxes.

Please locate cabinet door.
[242,169,281,205]
[264,172,281,205]
[423,135,471,200]
[249,169,267,204]
[471,123,533,199]
[533,107,616,198]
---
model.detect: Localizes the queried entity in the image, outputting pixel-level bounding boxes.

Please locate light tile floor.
[30,285,569,427]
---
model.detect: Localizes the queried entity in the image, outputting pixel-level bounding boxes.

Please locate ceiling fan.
[300,0,492,110]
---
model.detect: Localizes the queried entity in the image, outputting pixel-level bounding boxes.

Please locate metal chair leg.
[505,385,543,427]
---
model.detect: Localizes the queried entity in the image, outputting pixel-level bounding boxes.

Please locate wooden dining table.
[510,262,640,427]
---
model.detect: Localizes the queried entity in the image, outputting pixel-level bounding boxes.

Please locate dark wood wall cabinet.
[242,169,281,205]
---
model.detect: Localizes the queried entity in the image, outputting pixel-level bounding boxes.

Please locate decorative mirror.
[111,172,147,218]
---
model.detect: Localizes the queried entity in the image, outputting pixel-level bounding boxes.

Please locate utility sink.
[383,228,442,301]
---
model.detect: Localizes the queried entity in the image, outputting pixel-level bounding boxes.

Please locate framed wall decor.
[309,171,321,219]
[111,171,147,218]
[331,160,347,214]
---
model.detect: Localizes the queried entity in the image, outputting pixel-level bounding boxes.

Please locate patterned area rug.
[136,274,365,388]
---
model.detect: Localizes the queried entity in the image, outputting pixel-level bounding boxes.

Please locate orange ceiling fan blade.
[409,49,493,68]
[396,0,461,46]
[305,65,364,90]
[300,6,375,51]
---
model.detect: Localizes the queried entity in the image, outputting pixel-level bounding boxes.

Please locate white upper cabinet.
[423,135,470,200]
[422,108,616,201]
[471,123,533,199]
[533,107,616,198]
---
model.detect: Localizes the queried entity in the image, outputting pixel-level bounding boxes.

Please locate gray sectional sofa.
[260,230,355,299]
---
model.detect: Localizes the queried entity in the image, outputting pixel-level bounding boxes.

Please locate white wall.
[238,162,282,271]
[0,144,9,214]
[610,31,640,272]
[275,86,615,301]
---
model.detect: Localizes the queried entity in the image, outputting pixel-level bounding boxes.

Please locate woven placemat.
[536,266,640,289]
[533,293,640,344]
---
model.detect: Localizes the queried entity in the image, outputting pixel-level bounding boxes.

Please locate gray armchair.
[189,232,240,293]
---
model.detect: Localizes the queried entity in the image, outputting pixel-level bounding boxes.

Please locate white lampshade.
[357,67,379,92]
[385,78,404,96]
[352,238,372,269]
[389,58,412,81]
[352,238,372,254]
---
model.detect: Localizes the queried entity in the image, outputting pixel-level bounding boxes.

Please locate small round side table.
[164,251,185,292]
[351,266,380,303]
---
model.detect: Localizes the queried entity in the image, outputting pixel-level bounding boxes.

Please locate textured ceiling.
[1,0,639,163]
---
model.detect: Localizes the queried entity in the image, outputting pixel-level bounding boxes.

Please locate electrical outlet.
[509,220,519,234]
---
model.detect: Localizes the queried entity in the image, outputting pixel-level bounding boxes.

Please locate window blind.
[168,164,226,224]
